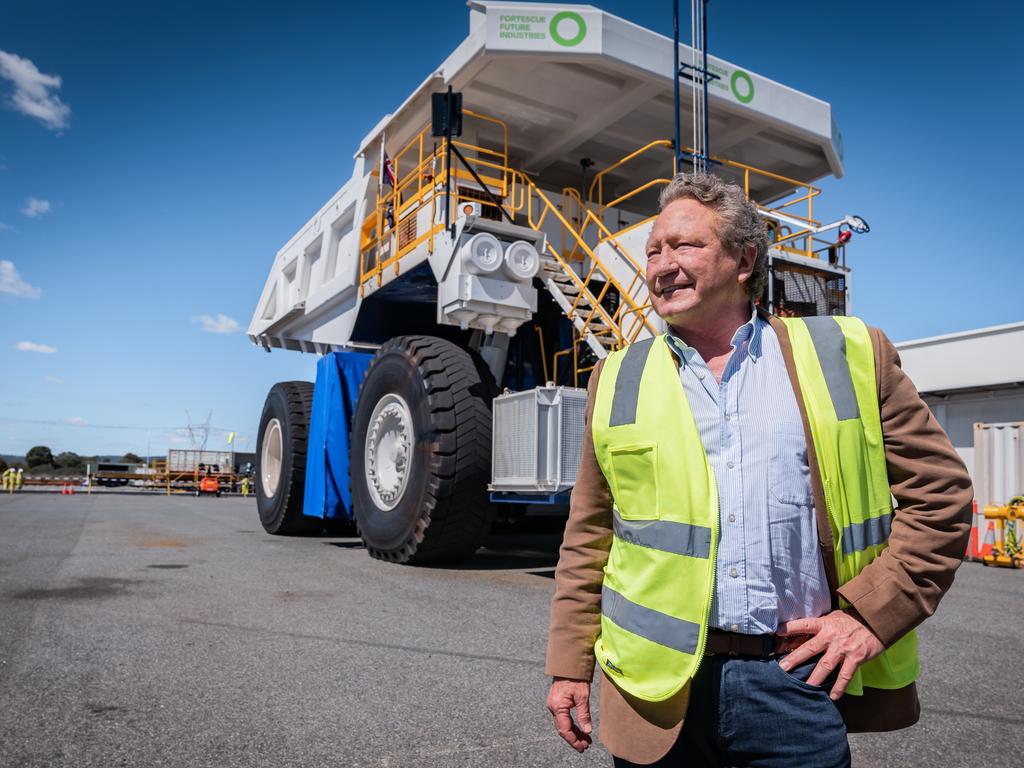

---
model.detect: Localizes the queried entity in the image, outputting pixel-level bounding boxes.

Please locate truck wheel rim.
[365,393,413,511]
[261,418,283,497]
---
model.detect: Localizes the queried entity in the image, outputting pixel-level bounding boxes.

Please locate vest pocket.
[607,443,660,520]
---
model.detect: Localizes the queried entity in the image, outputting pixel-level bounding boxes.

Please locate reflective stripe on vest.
[591,318,919,702]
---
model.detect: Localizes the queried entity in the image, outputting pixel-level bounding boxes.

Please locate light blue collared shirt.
[665,308,832,634]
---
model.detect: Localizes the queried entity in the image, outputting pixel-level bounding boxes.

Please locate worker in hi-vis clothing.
[1,468,11,492]
[14,468,24,491]
[545,173,973,767]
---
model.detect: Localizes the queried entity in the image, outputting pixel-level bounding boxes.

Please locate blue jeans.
[613,655,851,768]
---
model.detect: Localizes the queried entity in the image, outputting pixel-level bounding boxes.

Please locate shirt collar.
[666,305,763,364]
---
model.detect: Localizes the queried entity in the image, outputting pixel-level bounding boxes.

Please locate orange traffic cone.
[980,521,996,558]
[60,483,68,496]
[68,484,74,496]
[967,500,981,559]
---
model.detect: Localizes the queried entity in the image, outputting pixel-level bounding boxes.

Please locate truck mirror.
[431,91,463,138]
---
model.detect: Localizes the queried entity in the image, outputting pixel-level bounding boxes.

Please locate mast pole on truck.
[701,0,710,169]
[673,0,681,172]
[431,86,462,238]
[674,0,717,173]
[444,85,454,237]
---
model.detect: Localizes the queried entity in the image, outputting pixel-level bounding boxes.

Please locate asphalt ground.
[0,494,1019,768]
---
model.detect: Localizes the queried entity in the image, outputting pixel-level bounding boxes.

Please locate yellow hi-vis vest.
[591,316,919,702]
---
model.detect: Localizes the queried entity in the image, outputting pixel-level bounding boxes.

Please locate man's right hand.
[546,677,593,752]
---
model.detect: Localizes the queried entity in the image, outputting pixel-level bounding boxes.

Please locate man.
[545,173,973,767]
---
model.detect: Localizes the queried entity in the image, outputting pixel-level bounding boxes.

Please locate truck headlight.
[459,232,503,276]
[502,240,539,281]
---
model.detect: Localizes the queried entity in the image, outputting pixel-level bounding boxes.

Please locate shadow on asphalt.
[322,514,567,576]
[325,540,364,549]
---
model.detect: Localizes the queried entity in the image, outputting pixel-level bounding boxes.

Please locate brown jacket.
[545,314,974,765]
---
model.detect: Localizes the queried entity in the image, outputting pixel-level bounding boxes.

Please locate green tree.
[26,445,54,468]
[122,452,144,464]
[54,451,83,469]
[0,457,8,474]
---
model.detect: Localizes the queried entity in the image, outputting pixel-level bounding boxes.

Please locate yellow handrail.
[588,139,674,206]
[587,139,830,260]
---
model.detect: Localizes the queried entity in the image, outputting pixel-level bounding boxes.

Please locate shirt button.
[724,414,731,421]
[730,623,740,632]
[728,513,736,523]
[729,567,738,578]
[727,461,735,469]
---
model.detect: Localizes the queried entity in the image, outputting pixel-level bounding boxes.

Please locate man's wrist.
[842,606,885,644]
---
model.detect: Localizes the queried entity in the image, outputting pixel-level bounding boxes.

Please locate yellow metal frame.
[354,104,848,380]
[359,110,512,295]
[585,138,841,262]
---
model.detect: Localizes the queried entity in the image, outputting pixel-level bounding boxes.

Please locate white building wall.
[922,389,1024,482]
[895,321,1024,393]
[893,320,1024,498]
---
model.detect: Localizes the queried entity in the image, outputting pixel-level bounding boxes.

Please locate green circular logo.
[549,11,587,47]
[730,70,755,104]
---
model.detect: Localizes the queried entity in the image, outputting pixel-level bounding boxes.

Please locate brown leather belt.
[704,629,798,659]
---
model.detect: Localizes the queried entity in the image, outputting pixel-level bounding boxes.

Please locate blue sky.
[1,1,1021,456]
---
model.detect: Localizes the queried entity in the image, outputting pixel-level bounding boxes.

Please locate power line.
[0,417,250,437]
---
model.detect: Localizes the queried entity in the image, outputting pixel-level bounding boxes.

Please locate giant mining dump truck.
[248,1,866,564]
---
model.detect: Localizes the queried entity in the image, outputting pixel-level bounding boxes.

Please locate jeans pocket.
[774,655,830,692]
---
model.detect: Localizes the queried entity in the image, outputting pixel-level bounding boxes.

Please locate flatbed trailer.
[248,2,865,563]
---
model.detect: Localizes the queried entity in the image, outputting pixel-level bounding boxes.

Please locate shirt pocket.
[607,443,660,520]
[768,431,812,506]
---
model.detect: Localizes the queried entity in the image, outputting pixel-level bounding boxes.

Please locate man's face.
[645,197,754,327]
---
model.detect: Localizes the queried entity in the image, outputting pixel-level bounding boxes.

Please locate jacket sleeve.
[836,328,973,647]
[545,360,615,680]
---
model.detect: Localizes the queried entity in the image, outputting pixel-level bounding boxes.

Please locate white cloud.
[45,375,63,384]
[0,260,41,298]
[0,50,71,131]
[0,222,10,231]
[63,416,85,425]
[15,340,57,353]
[194,313,240,334]
[21,197,50,218]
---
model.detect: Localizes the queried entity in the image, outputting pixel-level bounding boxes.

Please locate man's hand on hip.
[776,610,885,701]
[546,677,593,752]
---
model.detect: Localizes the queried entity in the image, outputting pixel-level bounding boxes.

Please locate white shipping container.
[168,449,235,473]
[973,422,1024,509]
[972,422,1024,552]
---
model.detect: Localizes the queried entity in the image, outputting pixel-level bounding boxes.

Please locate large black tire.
[256,381,321,535]
[351,336,496,564]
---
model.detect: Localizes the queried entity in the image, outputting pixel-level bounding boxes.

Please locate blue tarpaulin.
[302,350,373,521]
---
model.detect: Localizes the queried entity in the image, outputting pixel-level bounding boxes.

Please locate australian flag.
[382,151,396,188]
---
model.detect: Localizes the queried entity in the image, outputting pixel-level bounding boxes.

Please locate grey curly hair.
[658,173,770,301]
